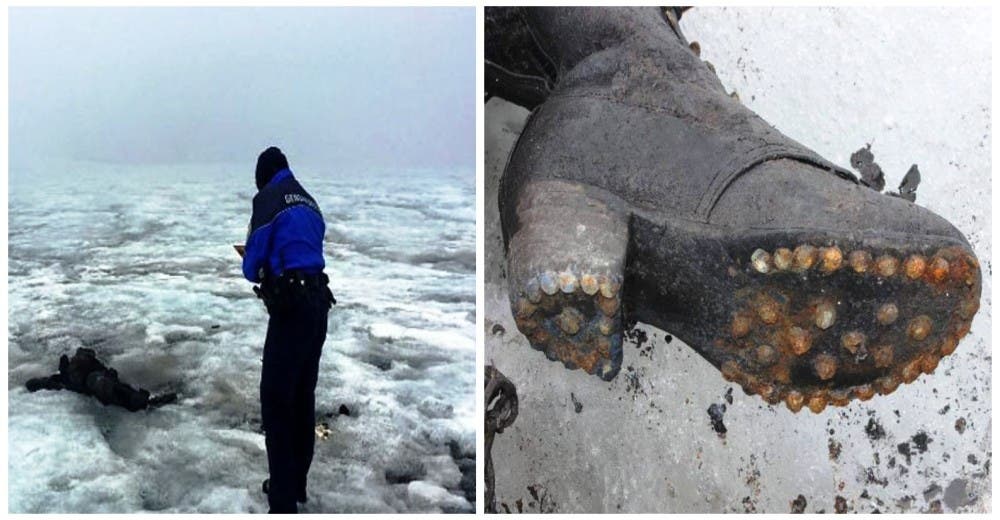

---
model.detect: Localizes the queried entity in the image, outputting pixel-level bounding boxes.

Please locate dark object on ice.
[487,7,980,414]
[897,441,913,465]
[850,144,886,192]
[458,459,476,504]
[707,402,727,438]
[244,147,335,514]
[790,494,808,513]
[448,440,477,505]
[25,347,176,412]
[865,417,886,440]
[943,478,975,510]
[338,404,351,417]
[834,495,848,514]
[527,483,557,513]
[485,365,519,514]
[891,164,921,202]
[850,145,922,202]
[828,438,842,461]
[911,431,932,453]
[366,354,393,371]
[385,460,428,484]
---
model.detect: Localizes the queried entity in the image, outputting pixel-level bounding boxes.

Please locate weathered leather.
[498,7,966,248]
[492,7,981,402]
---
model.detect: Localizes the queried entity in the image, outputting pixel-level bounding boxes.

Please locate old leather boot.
[490,7,981,413]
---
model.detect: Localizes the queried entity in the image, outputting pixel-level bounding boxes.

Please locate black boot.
[491,7,981,413]
[25,374,65,392]
[262,479,307,504]
[148,392,178,408]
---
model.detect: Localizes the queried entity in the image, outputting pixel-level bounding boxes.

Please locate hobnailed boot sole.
[506,180,981,412]
[507,181,628,380]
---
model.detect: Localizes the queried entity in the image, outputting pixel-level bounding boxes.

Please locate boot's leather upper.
[501,7,969,252]
[503,8,863,226]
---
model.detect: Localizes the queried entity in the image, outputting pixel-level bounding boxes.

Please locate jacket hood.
[255,147,290,190]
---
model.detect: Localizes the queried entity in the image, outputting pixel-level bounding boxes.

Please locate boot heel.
[506,180,629,380]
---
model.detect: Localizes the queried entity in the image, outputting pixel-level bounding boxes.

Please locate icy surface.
[8,162,475,513]
[485,7,990,514]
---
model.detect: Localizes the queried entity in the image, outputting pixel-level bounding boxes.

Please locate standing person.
[242,146,335,513]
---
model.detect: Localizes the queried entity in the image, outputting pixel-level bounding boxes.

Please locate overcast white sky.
[9,7,474,171]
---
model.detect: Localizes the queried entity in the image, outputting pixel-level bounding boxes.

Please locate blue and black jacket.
[243,168,326,282]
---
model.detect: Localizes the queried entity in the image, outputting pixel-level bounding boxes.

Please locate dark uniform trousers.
[260,281,330,513]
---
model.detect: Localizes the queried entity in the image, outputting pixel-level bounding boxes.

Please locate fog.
[9,7,474,171]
